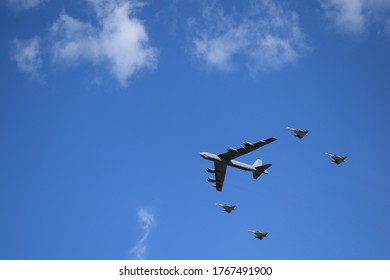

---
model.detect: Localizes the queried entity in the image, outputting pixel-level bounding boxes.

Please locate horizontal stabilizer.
[252,163,272,179]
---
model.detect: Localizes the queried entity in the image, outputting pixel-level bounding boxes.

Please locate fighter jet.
[200,137,277,192]
[216,203,236,213]
[287,127,309,139]
[325,153,347,165]
[248,230,268,240]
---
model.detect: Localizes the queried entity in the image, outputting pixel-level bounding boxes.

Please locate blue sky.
[1,0,390,260]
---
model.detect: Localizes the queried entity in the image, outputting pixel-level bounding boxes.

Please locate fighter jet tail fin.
[252,160,272,179]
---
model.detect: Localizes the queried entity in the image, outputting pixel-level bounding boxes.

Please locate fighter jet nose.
[200,152,207,159]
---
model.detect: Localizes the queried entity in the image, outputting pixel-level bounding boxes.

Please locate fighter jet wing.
[214,162,227,192]
[218,137,277,160]
[256,233,267,240]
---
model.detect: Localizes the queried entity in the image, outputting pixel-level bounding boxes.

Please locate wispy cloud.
[6,0,46,11]
[320,0,390,35]
[320,0,366,34]
[190,0,308,72]
[130,208,156,260]
[11,37,43,80]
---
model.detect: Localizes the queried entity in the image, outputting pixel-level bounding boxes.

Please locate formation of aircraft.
[325,153,347,165]
[201,127,347,241]
[286,128,348,165]
[248,230,268,240]
[216,203,236,213]
[287,127,309,139]
[200,137,277,192]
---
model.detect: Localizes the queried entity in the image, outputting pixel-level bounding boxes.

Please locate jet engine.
[207,178,216,182]
[206,168,215,173]
[227,147,238,153]
[244,141,254,147]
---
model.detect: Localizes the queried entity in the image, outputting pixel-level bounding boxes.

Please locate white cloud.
[130,208,155,260]
[50,13,100,63]
[191,0,308,72]
[194,27,247,71]
[321,0,390,35]
[6,0,46,11]
[320,0,365,34]
[50,0,157,86]
[11,37,43,79]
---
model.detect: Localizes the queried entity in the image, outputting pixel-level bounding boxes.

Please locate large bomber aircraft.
[287,127,309,139]
[248,230,268,240]
[200,137,277,192]
[325,153,347,165]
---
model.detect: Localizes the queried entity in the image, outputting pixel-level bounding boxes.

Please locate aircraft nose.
[200,152,207,159]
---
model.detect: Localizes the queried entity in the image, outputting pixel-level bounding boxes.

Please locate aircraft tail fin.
[252,160,272,179]
[252,159,263,168]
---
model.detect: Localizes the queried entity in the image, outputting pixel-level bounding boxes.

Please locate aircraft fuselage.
[200,152,255,171]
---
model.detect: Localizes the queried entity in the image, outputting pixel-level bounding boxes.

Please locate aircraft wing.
[218,137,277,160]
[214,162,227,192]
